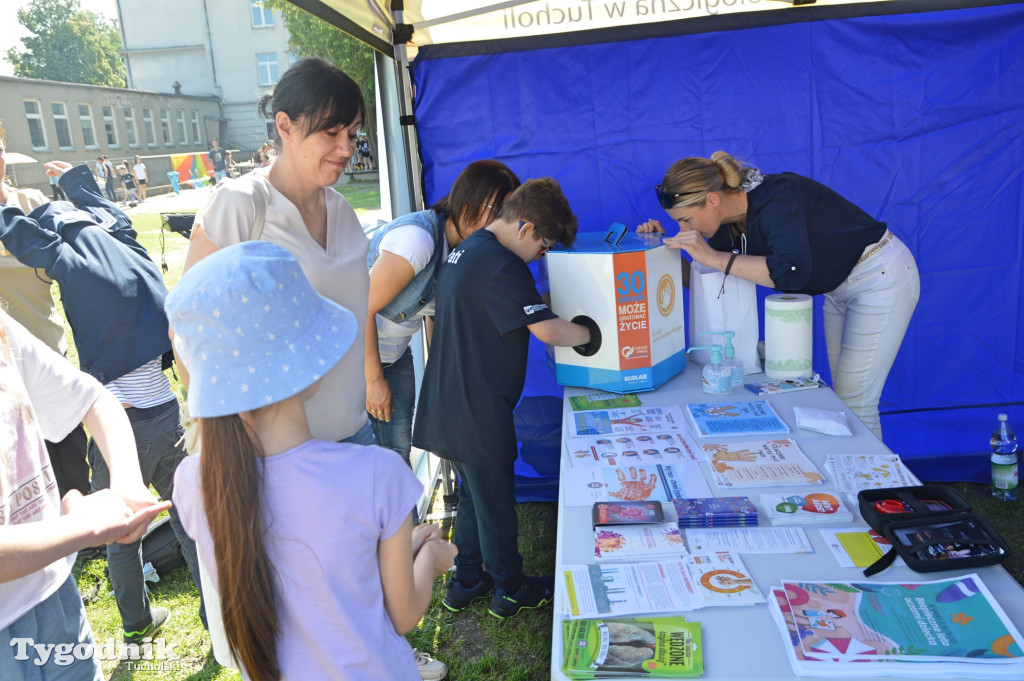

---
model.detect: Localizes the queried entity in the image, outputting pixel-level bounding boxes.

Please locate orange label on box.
[613,251,651,371]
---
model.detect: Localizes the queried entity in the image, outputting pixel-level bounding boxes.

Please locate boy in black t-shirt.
[413,178,594,619]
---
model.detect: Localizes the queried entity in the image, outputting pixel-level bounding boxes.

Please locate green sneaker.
[488,575,555,619]
[441,573,495,613]
[125,606,170,645]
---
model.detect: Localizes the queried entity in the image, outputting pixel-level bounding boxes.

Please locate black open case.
[857,484,1010,577]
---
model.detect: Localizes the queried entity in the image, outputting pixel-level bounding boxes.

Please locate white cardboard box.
[543,226,687,393]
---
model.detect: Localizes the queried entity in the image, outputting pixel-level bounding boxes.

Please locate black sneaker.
[442,573,495,613]
[488,575,555,619]
[124,607,171,645]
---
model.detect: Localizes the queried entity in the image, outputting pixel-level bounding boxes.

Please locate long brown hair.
[200,415,280,681]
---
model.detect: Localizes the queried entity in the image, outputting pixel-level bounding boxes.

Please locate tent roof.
[285,0,1013,57]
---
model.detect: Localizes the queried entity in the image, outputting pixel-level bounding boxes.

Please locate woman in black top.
[640,151,919,439]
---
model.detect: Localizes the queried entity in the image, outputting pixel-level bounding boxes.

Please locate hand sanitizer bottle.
[687,345,731,395]
[702,331,744,388]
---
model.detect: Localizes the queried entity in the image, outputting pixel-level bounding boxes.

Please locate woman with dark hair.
[365,160,521,462]
[169,242,457,681]
[640,151,919,439]
[181,57,375,447]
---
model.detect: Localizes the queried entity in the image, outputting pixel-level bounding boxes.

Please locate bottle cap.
[998,413,1008,421]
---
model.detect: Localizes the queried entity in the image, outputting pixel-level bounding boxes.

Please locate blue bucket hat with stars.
[166,241,357,418]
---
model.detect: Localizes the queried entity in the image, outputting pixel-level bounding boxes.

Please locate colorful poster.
[563,465,687,506]
[170,152,212,186]
[613,250,652,372]
[775,575,1024,664]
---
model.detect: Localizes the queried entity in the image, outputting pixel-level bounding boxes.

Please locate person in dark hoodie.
[0,160,205,644]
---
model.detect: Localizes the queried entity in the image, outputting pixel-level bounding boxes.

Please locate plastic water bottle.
[990,413,1018,501]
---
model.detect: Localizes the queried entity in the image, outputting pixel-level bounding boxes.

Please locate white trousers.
[823,233,920,440]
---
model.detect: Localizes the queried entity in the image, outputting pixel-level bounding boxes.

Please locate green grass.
[63,181,1020,680]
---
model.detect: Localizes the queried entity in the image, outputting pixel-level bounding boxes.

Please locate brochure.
[593,500,666,527]
[595,523,688,562]
[684,527,814,554]
[768,574,1024,677]
[672,496,759,527]
[566,432,702,468]
[569,392,643,411]
[819,527,902,569]
[561,553,763,619]
[759,492,855,525]
[701,438,825,488]
[824,454,922,494]
[685,400,789,438]
[744,375,824,396]
[568,406,689,437]
[563,465,688,507]
[561,615,703,679]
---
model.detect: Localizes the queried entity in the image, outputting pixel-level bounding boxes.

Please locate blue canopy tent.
[289,0,1024,486]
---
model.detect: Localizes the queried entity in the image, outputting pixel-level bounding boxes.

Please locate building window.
[24,100,48,149]
[176,109,187,145]
[142,107,156,146]
[257,53,280,87]
[78,103,98,148]
[251,0,273,27]
[102,105,119,147]
[123,106,139,147]
[160,109,172,146]
[190,110,202,145]
[51,102,74,150]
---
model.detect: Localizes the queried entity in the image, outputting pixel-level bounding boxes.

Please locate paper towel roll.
[764,293,813,379]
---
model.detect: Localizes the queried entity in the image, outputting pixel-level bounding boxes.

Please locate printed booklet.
[568,406,689,437]
[562,615,703,679]
[569,392,644,411]
[768,574,1024,677]
[700,438,825,488]
[744,375,824,396]
[595,523,688,562]
[685,400,789,438]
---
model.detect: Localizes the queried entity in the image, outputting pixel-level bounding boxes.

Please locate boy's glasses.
[654,185,702,209]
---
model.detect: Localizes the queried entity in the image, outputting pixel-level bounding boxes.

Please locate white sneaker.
[414,649,448,680]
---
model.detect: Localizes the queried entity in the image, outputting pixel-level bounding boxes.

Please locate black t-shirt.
[412,229,557,465]
[708,173,887,295]
[209,147,227,171]
[120,173,136,189]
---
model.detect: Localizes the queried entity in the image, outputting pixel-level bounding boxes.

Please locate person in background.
[0,308,170,681]
[0,124,89,498]
[169,241,457,681]
[182,57,375,448]
[413,178,594,620]
[365,160,521,464]
[208,138,228,184]
[639,151,919,439]
[48,172,66,201]
[0,160,207,644]
[119,162,139,206]
[101,155,117,203]
[132,155,148,202]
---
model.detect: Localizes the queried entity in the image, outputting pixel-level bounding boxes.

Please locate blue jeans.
[341,418,377,446]
[0,574,103,680]
[367,347,415,465]
[451,460,523,593]
[103,178,117,202]
[88,399,206,633]
[213,169,227,183]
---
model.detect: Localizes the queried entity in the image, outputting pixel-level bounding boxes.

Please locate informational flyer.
[685,527,814,554]
[823,453,922,494]
[685,400,790,438]
[563,464,690,506]
[818,527,902,569]
[701,438,825,488]
[567,406,689,437]
[561,553,763,619]
[568,392,643,411]
[759,492,855,525]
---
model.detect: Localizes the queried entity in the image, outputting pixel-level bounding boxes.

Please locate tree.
[264,0,378,155]
[7,0,126,88]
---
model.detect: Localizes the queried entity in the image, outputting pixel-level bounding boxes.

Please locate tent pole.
[375,47,421,218]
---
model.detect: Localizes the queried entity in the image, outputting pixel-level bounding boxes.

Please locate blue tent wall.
[410,2,1024,482]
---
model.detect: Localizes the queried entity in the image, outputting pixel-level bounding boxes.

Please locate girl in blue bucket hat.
[167,241,457,681]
